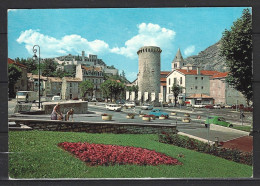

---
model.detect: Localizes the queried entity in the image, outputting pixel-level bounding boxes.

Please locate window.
[70,83,72,87]
[201,86,204,89]
[201,77,204,80]
[169,87,171,93]
[195,77,198,80]
[169,79,171,85]
[174,78,177,84]
[195,86,198,89]
[180,77,182,84]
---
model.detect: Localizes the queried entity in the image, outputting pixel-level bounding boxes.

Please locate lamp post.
[33,45,41,109]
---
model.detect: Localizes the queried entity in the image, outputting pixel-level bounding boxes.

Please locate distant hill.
[184,41,228,72]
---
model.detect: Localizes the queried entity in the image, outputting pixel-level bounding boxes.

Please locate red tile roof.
[161,83,167,86]
[160,71,171,75]
[176,69,219,76]
[82,65,102,72]
[63,77,82,82]
[211,72,229,79]
[8,58,27,68]
[160,78,167,82]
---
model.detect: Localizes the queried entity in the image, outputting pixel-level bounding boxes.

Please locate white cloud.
[110,23,176,59]
[17,29,109,58]
[184,45,195,56]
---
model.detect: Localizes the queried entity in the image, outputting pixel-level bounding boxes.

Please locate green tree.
[100,79,125,102]
[79,80,94,100]
[8,64,22,97]
[220,8,252,105]
[171,83,183,107]
[42,59,58,77]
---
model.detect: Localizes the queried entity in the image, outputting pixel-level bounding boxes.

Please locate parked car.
[141,104,153,110]
[193,104,205,108]
[124,102,135,108]
[116,99,125,105]
[213,104,221,109]
[167,103,174,107]
[52,95,61,101]
[149,109,169,118]
[105,104,122,111]
[205,104,214,109]
[224,105,232,109]
[205,116,233,128]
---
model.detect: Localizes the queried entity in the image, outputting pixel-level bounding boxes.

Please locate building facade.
[44,77,62,97]
[210,72,247,105]
[61,77,82,100]
[76,65,104,99]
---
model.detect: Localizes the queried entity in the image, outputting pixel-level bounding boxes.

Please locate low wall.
[9,118,178,135]
[43,101,88,114]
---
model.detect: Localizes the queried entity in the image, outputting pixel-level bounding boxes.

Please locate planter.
[159,116,166,120]
[142,117,151,121]
[182,118,191,123]
[150,116,156,120]
[102,115,112,121]
[171,112,177,116]
[184,113,190,117]
[126,115,135,119]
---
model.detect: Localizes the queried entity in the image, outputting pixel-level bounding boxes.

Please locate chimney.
[197,67,200,75]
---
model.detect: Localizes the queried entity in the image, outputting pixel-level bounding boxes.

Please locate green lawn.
[232,125,252,132]
[9,131,252,178]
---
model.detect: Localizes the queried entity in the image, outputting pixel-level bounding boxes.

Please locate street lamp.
[33,45,41,109]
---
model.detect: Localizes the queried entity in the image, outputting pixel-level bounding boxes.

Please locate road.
[8,100,252,143]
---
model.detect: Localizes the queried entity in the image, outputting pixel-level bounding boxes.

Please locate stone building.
[61,77,82,100]
[160,71,170,102]
[8,58,28,94]
[75,65,104,99]
[27,73,47,96]
[166,68,219,105]
[137,46,162,105]
[210,72,247,105]
[44,77,62,97]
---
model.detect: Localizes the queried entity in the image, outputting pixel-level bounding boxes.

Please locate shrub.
[158,132,252,166]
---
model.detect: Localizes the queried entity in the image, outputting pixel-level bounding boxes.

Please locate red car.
[205,104,214,109]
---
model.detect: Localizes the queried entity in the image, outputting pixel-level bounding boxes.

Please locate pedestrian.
[51,103,63,120]
[65,108,74,121]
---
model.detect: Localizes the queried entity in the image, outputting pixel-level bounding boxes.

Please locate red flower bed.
[58,142,182,166]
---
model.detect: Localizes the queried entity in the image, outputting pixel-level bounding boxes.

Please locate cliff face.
[184,41,228,72]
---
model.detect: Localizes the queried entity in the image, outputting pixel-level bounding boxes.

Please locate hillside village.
[8,42,247,106]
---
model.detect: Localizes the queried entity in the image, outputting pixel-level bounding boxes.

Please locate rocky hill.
[184,41,228,72]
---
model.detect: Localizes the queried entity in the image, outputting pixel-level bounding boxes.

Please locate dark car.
[205,104,214,109]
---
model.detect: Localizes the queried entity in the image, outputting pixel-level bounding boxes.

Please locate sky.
[8,7,249,81]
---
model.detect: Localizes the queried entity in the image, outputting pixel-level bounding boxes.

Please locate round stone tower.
[137,46,162,104]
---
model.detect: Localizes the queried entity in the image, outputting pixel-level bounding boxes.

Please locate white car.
[141,104,153,110]
[124,102,135,108]
[213,105,221,109]
[52,96,61,101]
[106,104,122,111]
[193,104,205,108]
